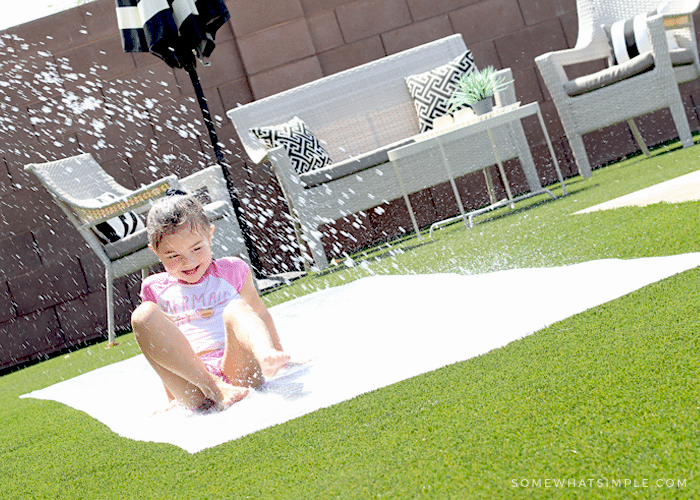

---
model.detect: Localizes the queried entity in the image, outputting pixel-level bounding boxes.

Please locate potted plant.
[447,66,511,116]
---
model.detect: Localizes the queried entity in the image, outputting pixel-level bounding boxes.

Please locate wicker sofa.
[227,34,542,270]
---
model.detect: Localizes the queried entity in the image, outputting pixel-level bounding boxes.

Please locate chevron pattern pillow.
[405,51,477,133]
[250,116,332,174]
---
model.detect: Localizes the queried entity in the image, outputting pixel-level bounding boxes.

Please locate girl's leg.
[131,302,248,409]
[221,300,290,387]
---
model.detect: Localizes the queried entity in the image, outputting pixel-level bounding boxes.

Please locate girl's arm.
[238,272,283,351]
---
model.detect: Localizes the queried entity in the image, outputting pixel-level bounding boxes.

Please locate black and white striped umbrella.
[116,0,229,68]
[115,0,264,275]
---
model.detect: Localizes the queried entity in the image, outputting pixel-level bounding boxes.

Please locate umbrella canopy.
[115,0,263,275]
[116,0,229,69]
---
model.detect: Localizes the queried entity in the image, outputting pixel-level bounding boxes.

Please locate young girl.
[131,191,290,412]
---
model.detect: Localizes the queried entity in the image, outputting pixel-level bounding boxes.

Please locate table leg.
[402,191,422,238]
[536,107,567,195]
[391,157,423,239]
[487,127,515,208]
[437,140,469,229]
[480,166,495,204]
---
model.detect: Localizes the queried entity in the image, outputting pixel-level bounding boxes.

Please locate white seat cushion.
[298,138,415,188]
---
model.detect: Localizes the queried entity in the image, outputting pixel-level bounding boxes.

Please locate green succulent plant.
[447,66,511,113]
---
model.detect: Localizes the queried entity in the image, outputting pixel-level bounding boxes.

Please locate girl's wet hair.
[147,191,210,250]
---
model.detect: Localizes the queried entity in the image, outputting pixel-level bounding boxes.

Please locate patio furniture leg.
[291,216,314,272]
[535,106,567,195]
[488,128,515,208]
[401,191,422,238]
[669,100,694,148]
[106,268,115,347]
[301,222,330,270]
[391,158,423,238]
[627,119,650,157]
[568,133,592,178]
[506,124,537,193]
[436,141,469,229]
[483,167,497,204]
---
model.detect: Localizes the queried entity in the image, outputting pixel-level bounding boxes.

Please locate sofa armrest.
[267,145,304,192]
[247,143,269,165]
[229,122,270,165]
[536,49,581,104]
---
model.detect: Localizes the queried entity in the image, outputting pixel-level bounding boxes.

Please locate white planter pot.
[453,107,476,123]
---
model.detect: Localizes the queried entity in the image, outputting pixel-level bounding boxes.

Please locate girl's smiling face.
[150,224,215,284]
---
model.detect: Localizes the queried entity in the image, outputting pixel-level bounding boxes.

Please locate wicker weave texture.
[228,35,536,270]
[228,34,465,164]
[25,154,250,343]
[535,0,700,177]
[26,153,178,226]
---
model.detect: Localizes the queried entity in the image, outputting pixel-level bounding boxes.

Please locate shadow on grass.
[303,180,599,278]
[307,236,437,280]
[428,181,598,234]
[596,136,688,170]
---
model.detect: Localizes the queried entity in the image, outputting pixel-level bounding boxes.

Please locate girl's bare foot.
[258,350,291,378]
[150,382,248,415]
[214,379,249,409]
[194,398,217,413]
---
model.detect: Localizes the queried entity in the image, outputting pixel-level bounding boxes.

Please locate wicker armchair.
[535,0,700,177]
[26,154,250,345]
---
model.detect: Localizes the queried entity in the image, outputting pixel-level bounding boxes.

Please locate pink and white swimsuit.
[140,257,250,354]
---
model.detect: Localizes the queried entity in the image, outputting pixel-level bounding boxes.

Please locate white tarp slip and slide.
[21,253,700,453]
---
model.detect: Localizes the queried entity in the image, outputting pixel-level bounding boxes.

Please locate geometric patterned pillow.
[405,51,477,133]
[250,116,332,174]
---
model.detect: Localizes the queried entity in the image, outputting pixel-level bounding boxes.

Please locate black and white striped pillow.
[405,51,477,133]
[91,193,145,245]
[250,117,332,175]
[604,2,678,65]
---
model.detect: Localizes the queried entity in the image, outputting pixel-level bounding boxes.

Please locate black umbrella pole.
[185,64,264,277]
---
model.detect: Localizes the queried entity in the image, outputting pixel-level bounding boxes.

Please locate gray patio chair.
[25,153,251,345]
[535,0,700,177]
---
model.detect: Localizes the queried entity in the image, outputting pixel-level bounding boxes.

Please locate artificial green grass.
[2,141,700,499]
[265,140,700,305]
